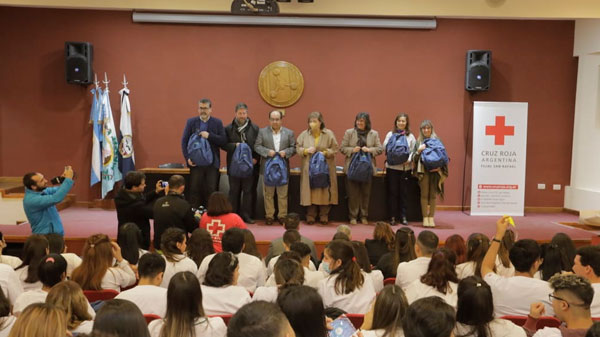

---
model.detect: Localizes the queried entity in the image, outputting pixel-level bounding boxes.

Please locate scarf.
[236,119,249,143]
[355,128,369,147]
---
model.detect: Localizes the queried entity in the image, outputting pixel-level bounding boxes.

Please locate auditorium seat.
[83,289,119,302]
[346,314,364,328]
[144,314,161,324]
[500,315,561,329]
[383,278,396,286]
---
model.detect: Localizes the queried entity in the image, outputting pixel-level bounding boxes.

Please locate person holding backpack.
[223,103,260,224]
[296,111,339,225]
[255,110,296,225]
[181,98,227,210]
[341,112,383,225]
[383,113,417,226]
[413,120,448,228]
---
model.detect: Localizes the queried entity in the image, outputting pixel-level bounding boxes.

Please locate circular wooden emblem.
[258,61,304,108]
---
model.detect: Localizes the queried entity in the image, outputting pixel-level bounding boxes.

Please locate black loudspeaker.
[65,42,93,85]
[465,50,491,91]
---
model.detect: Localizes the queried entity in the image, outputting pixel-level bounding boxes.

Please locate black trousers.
[386,168,411,219]
[189,166,219,209]
[229,174,254,220]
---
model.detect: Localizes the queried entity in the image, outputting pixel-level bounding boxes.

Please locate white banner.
[471,102,528,216]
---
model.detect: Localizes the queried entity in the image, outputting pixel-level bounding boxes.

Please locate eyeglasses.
[548,294,586,308]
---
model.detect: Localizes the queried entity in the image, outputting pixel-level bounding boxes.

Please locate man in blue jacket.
[181,98,227,209]
[22,166,74,236]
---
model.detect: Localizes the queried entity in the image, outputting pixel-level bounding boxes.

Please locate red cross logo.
[206,220,226,242]
[485,116,514,145]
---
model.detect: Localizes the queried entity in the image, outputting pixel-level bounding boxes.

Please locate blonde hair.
[46,281,92,331]
[8,303,67,337]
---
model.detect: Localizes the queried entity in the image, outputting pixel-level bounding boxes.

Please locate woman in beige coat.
[296,111,339,224]
[340,112,383,225]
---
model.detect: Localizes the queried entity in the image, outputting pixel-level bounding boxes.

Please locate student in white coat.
[148,271,226,337]
[159,228,197,288]
[403,297,455,337]
[45,280,94,335]
[201,252,251,315]
[71,234,136,292]
[290,242,326,288]
[277,285,329,337]
[455,233,490,279]
[0,287,17,337]
[267,230,316,276]
[116,252,167,317]
[360,285,408,337]
[197,228,266,292]
[228,301,296,337]
[45,234,82,279]
[454,276,525,337]
[404,248,459,308]
[14,234,48,292]
[352,241,384,293]
[395,230,439,289]
[317,240,376,314]
[253,258,304,303]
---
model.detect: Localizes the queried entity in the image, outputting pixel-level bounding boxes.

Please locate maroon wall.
[0,7,577,207]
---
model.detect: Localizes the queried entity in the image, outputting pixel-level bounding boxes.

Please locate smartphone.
[160,181,168,188]
[328,316,356,337]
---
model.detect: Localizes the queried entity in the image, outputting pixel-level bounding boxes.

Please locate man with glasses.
[254,110,296,225]
[181,98,227,209]
[525,274,594,336]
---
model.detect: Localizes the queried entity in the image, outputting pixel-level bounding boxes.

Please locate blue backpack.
[386,132,410,165]
[309,152,330,189]
[229,143,253,178]
[421,138,449,170]
[264,155,288,187]
[187,133,213,167]
[347,151,373,183]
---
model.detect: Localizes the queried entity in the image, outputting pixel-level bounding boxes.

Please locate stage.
[0,207,596,257]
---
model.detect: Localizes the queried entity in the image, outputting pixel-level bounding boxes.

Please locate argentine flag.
[118,87,135,177]
[90,87,103,186]
[100,87,123,198]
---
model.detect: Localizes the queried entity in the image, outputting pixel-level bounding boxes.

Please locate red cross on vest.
[485,116,514,145]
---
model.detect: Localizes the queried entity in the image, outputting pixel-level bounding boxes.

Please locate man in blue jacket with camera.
[22,166,74,236]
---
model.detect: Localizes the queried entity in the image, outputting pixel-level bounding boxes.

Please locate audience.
[289,242,325,288]
[445,234,467,265]
[253,257,304,303]
[148,271,226,337]
[71,234,136,291]
[496,228,516,277]
[352,240,384,293]
[538,233,577,281]
[242,229,262,260]
[365,222,395,266]
[13,253,67,315]
[481,216,553,317]
[45,233,82,278]
[197,228,266,292]
[228,301,296,337]
[116,223,146,266]
[277,285,327,337]
[186,228,215,269]
[201,252,251,315]
[403,296,456,337]
[268,230,316,276]
[115,252,167,317]
[159,228,197,288]
[0,289,16,337]
[265,213,318,265]
[92,299,150,337]
[0,263,22,311]
[456,233,491,279]
[14,234,48,291]
[200,192,247,253]
[45,280,94,334]
[377,227,416,279]
[317,239,376,314]
[454,276,525,337]
[0,233,22,269]
[573,246,600,317]
[395,230,438,289]
[7,302,68,337]
[404,248,459,308]
[336,224,352,240]
[360,285,408,337]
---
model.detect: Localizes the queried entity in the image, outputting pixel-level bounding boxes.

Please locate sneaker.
[361,217,368,225]
[350,219,357,225]
[390,217,397,226]
[401,216,408,226]
[429,217,436,228]
[423,217,430,228]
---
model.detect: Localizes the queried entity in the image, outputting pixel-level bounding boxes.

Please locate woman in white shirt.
[404,248,459,308]
[159,228,197,288]
[360,284,408,337]
[201,252,251,315]
[253,257,304,303]
[317,240,376,314]
[45,280,94,335]
[14,234,48,291]
[454,276,525,337]
[456,233,490,279]
[277,285,328,337]
[352,241,384,293]
[71,234,136,292]
[148,271,226,337]
[117,222,148,267]
[496,229,516,278]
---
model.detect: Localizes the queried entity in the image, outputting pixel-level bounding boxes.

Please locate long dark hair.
[242,229,262,259]
[160,228,186,263]
[465,233,490,277]
[351,241,372,273]
[274,258,304,290]
[392,113,411,135]
[420,248,458,294]
[498,229,515,268]
[186,228,214,268]
[551,233,576,271]
[456,276,494,337]
[540,234,575,281]
[326,240,364,295]
[206,192,233,216]
[16,234,49,283]
[354,112,372,132]
[393,227,416,271]
[93,299,150,337]
[277,285,327,337]
[160,271,205,337]
[403,297,455,337]
[371,285,408,337]
[204,252,238,287]
[117,223,143,265]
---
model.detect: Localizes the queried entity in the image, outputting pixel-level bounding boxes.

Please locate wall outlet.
[553,184,561,191]
[537,183,546,190]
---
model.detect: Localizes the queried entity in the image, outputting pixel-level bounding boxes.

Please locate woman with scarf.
[340,112,383,225]
[296,111,339,225]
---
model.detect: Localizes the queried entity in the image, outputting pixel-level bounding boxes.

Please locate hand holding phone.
[328,316,356,337]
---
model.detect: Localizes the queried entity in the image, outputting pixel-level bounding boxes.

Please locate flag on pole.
[90,87,103,186]
[100,84,122,198]
[118,85,135,177]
